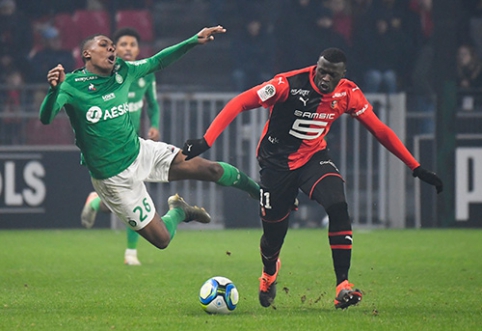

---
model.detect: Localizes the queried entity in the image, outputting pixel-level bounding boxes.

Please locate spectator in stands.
[456,44,482,90]
[0,70,24,145]
[16,0,85,19]
[312,7,351,64]
[0,0,33,81]
[29,26,76,83]
[326,0,353,46]
[275,0,323,71]
[355,13,411,93]
[408,0,435,132]
[231,17,274,91]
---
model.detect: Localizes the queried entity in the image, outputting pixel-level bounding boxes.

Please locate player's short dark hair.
[112,27,141,44]
[320,48,347,64]
[80,33,104,64]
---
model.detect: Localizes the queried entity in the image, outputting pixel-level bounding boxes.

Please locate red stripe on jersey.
[308,173,344,199]
[328,230,353,236]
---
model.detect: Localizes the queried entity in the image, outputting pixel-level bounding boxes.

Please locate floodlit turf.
[1,228,481,331]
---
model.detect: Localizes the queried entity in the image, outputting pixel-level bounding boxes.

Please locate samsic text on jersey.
[255,66,371,170]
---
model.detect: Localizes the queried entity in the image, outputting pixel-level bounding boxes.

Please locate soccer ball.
[199,276,239,314]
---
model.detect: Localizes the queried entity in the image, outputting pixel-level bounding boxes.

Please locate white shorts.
[91,138,180,230]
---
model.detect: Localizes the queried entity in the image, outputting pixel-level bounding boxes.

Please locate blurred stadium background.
[0,0,481,229]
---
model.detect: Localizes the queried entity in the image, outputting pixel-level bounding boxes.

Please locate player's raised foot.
[259,259,281,307]
[167,194,211,224]
[334,280,362,309]
[124,249,141,266]
[81,191,99,229]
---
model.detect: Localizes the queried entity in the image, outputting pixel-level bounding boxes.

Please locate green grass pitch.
[1,228,481,331]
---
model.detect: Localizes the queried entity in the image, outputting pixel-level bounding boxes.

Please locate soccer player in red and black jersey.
[182,48,443,309]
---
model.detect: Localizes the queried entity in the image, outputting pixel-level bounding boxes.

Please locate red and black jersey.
[254,66,370,170]
[204,66,420,171]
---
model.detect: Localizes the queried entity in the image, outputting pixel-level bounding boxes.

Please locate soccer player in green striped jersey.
[80,27,162,266]
[39,26,260,253]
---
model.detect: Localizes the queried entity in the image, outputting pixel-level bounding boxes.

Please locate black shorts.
[259,149,346,222]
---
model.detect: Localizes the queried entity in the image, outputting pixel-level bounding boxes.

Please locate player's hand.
[412,166,443,194]
[196,25,226,44]
[148,127,160,141]
[47,64,65,88]
[182,137,210,160]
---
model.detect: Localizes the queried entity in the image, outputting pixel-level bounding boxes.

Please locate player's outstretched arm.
[182,88,262,160]
[412,166,444,193]
[133,25,227,78]
[196,25,226,44]
[39,64,67,124]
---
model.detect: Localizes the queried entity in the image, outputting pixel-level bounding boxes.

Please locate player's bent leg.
[168,152,260,199]
[168,152,223,181]
[137,213,172,249]
[302,170,362,309]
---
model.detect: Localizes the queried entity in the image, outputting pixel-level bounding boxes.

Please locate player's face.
[314,56,346,94]
[115,35,140,61]
[83,35,116,75]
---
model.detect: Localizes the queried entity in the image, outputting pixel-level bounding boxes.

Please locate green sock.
[161,208,185,239]
[90,196,101,211]
[126,227,139,249]
[216,162,260,199]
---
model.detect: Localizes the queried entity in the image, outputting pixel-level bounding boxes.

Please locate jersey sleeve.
[203,88,263,146]
[255,74,290,108]
[126,34,199,80]
[203,75,289,146]
[39,84,71,124]
[353,99,420,170]
[144,76,160,129]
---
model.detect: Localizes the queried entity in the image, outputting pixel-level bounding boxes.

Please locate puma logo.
[299,96,309,106]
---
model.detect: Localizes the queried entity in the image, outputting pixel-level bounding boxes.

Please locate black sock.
[327,202,352,285]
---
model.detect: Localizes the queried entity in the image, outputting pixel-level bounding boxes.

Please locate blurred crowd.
[1,0,482,91]
[224,0,482,94]
[1,0,482,143]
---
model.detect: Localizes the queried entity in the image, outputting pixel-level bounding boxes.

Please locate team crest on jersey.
[331,100,337,109]
[88,83,96,91]
[257,84,276,102]
[138,77,146,87]
[115,73,124,84]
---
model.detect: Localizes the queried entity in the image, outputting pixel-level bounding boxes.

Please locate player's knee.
[150,235,171,250]
[155,240,170,250]
[209,162,224,179]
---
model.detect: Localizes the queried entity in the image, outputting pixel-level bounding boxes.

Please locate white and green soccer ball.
[199,276,239,314]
